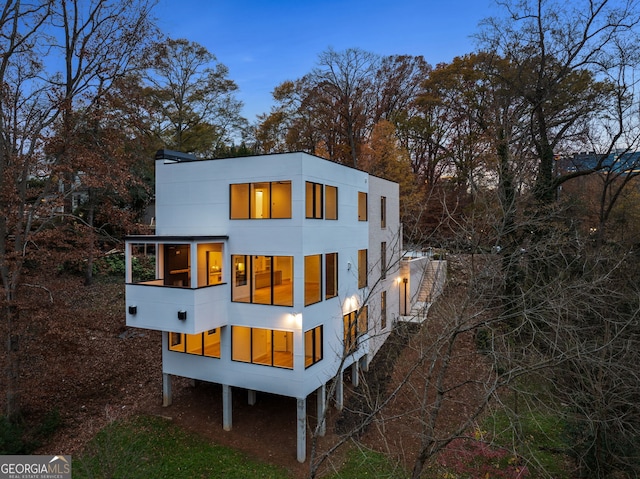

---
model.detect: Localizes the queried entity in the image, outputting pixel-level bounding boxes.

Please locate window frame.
[304,254,322,306]
[358,249,368,289]
[231,326,294,369]
[304,325,323,368]
[358,192,368,221]
[325,185,338,220]
[305,181,324,219]
[325,252,338,299]
[230,181,292,219]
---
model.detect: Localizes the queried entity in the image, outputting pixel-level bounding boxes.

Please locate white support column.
[162,373,172,407]
[296,397,306,463]
[248,389,256,406]
[316,384,326,437]
[222,384,232,431]
[351,361,359,387]
[360,354,370,372]
[335,371,344,411]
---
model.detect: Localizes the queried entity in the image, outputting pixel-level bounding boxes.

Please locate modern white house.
[124,150,436,462]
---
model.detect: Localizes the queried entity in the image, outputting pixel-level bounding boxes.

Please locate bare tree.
[0,0,157,420]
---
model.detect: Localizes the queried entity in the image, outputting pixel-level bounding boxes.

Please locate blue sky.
[155,0,497,121]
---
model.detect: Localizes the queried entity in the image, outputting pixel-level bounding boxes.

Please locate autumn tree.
[142,38,247,157]
[0,0,157,420]
[479,0,640,203]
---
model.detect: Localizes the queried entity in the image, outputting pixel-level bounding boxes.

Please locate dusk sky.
[155,0,499,121]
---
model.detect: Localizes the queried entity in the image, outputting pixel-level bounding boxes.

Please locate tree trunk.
[5,300,21,420]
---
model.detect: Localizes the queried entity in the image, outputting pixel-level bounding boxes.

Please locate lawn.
[73,415,291,479]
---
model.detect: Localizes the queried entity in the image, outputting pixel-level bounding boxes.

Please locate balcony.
[126,282,229,334]
[124,235,229,334]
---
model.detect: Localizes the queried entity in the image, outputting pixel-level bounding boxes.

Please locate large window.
[230,181,291,219]
[358,249,368,289]
[325,252,338,299]
[343,307,368,354]
[232,326,293,369]
[168,329,220,358]
[358,192,368,221]
[305,255,322,305]
[231,255,293,306]
[325,185,338,220]
[305,326,323,368]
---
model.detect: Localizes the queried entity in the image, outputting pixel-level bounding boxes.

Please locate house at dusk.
[124,150,443,462]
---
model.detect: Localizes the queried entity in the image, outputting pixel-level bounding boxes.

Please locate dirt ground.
[2,258,487,478]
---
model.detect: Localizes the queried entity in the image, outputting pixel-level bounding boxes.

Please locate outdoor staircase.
[407,260,446,322]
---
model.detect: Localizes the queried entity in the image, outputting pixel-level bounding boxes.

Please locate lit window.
[305,255,322,305]
[305,326,323,368]
[232,326,293,369]
[325,253,338,299]
[325,185,338,220]
[358,249,368,289]
[306,181,323,219]
[343,307,368,354]
[231,255,293,306]
[168,329,220,358]
[204,329,220,358]
[164,244,190,287]
[230,181,291,219]
[358,192,367,221]
[230,183,250,219]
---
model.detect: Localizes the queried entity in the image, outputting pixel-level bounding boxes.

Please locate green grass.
[73,415,291,479]
[323,448,406,479]
[484,406,570,478]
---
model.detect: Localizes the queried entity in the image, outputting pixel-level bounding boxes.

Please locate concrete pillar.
[316,384,326,437]
[248,389,256,406]
[351,361,359,387]
[360,354,370,372]
[162,373,172,407]
[297,397,306,463]
[335,371,344,411]
[222,384,232,431]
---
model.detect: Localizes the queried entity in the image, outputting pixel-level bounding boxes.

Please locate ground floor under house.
[161,358,368,463]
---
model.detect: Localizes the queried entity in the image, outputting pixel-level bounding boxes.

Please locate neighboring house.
[124,150,433,462]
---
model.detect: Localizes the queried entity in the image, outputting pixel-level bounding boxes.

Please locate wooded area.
[2,0,640,477]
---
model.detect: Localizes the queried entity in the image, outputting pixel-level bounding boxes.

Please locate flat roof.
[125,235,229,242]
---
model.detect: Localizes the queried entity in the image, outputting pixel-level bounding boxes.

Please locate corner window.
[231,255,293,306]
[358,249,368,289]
[232,326,293,369]
[305,254,322,305]
[230,181,291,219]
[358,192,368,221]
[305,326,323,368]
[168,329,220,358]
